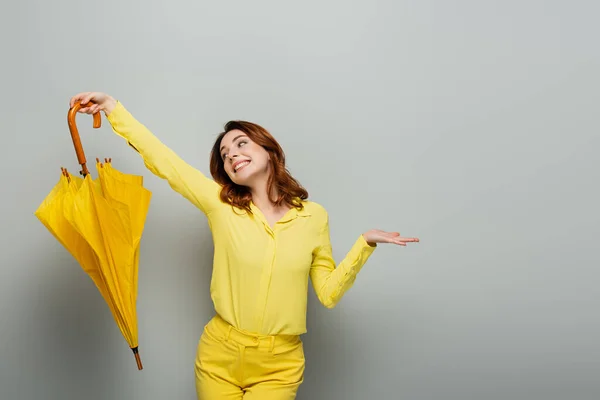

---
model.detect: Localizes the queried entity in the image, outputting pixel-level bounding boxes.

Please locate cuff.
[106,100,128,126]
[346,234,377,272]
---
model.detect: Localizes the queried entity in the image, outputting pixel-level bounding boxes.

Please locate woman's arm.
[309,210,419,309]
[106,100,222,215]
[309,212,377,309]
[70,92,222,215]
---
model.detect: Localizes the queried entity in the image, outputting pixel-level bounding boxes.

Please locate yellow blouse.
[106,101,377,335]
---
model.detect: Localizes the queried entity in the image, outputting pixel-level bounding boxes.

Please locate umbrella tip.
[132,347,143,370]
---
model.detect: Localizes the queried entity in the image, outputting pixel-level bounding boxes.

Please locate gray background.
[1,0,598,399]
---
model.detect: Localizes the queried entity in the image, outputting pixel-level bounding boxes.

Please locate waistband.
[210,314,300,352]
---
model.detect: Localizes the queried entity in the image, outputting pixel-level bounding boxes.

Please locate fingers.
[69,92,103,114]
[387,236,419,246]
[76,106,99,114]
[69,92,90,108]
[69,92,98,113]
[382,232,418,242]
[89,103,101,114]
[397,237,419,242]
[80,92,95,106]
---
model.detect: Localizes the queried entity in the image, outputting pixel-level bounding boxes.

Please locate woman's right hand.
[69,92,117,116]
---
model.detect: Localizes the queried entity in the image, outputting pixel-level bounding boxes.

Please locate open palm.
[362,230,419,246]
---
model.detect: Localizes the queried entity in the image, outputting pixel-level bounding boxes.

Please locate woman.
[69,92,419,400]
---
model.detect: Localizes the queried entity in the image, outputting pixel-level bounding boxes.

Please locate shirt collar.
[249,198,311,225]
[281,202,311,222]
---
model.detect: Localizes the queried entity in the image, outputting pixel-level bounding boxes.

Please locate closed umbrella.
[35,101,152,370]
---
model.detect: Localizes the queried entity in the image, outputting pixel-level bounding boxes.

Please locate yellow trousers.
[194,314,305,399]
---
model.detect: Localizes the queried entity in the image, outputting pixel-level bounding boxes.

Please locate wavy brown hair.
[209,120,308,214]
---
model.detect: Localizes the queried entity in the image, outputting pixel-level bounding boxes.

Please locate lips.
[233,160,251,172]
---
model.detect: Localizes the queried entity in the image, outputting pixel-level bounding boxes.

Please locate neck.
[250,179,278,211]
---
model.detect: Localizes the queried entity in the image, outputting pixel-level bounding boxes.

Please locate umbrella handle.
[67,101,102,176]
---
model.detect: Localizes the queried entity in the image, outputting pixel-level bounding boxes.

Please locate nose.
[226,153,240,164]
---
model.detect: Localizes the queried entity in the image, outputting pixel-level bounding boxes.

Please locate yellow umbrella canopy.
[35,101,151,370]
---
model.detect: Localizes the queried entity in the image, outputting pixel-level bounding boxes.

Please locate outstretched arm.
[71,92,223,216]
[310,212,419,309]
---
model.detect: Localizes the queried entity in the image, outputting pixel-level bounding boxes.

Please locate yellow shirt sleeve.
[106,101,223,215]
[310,211,377,309]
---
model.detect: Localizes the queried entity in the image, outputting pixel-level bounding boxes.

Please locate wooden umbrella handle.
[67,101,102,176]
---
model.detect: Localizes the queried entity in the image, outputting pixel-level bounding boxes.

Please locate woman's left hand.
[362,230,419,247]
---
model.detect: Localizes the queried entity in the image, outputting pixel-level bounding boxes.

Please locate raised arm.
[70,92,223,215]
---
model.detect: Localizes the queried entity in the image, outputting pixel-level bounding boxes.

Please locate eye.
[238,140,247,147]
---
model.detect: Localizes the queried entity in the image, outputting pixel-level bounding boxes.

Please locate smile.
[234,160,251,172]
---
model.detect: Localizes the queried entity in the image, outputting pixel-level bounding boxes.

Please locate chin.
[230,177,248,186]
[229,163,267,186]
[229,172,252,186]
[233,172,265,188]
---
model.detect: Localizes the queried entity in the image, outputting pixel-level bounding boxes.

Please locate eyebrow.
[220,134,247,153]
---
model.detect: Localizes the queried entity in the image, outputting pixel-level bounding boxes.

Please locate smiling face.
[209,120,309,213]
[219,129,272,186]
